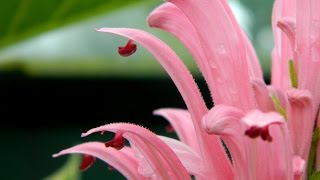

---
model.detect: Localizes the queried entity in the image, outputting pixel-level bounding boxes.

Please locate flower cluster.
[54,0,320,179]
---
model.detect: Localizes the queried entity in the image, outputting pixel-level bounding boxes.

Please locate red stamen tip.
[165,124,174,133]
[245,126,272,142]
[105,131,125,150]
[79,154,96,171]
[118,40,137,57]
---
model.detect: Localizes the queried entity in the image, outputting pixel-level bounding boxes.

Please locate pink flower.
[54,0,320,179]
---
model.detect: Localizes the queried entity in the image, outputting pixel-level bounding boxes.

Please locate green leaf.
[0,0,148,49]
[308,128,320,178]
[311,170,320,180]
[44,155,81,180]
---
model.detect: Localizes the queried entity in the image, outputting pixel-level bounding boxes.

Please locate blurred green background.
[0,0,274,179]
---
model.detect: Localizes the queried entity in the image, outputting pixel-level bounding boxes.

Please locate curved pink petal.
[251,78,275,112]
[202,105,250,180]
[158,136,206,178]
[153,108,198,152]
[287,89,314,161]
[277,17,297,61]
[168,0,256,113]
[81,123,190,179]
[147,2,215,100]
[53,142,145,179]
[96,27,233,178]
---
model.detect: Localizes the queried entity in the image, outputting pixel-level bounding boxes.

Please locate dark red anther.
[260,127,272,142]
[165,124,174,133]
[118,40,137,57]
[105,131,125,150]
[245,126,261,139]
[245,126,273,142]
[79,154,96,171]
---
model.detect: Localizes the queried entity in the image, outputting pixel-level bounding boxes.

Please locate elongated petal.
[219,0,263,80]
[287,89,314,161]
[153,108,198,152]
[81,123,190,179]
[169,0,256,112]
[296,0,320,108]
[251,78,275,112]
[53,142,144,179]
[96,27,233,178]
[148,2,215,99]
[203,105,250,180]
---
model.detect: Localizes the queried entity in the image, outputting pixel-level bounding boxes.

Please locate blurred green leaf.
[44,155,81,180]
[0,0,147,49]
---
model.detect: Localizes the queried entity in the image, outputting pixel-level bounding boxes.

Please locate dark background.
[0,70,215,179]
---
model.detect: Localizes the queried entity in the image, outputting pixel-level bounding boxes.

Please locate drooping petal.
[287,89,314,161]
[53,142,145,179]
[153,108,198,152]
[202,105,250,180]
[96,27,233,178]
[242,110,285,129]
[242,110,293,180]
[81,123,191,179]
[251,78,275,112]
[168,0,256,113]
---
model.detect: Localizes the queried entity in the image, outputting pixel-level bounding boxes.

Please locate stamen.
[118,40,137,57]
[165,124,174,133]
[245,126,272,142]
[105,131,125,150]
[79,154,96,171]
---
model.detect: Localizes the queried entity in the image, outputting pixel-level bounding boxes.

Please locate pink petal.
[96,27,233,178]
[81,123,190,179]
[168,0,256,112]
[153,108,198,152]
[202,105,250,180]
[293,156,306,180]
[53,142,145,179]
[271,0,294,90]
[242,110,285,128]
[287,89,314,161]
[296,0,320,108]
[219,0,263,80]
[251,78,275,112]
[277,17,297,61]
[242,110,293,180]
[147,2,215,100]
[158,136,206,178]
